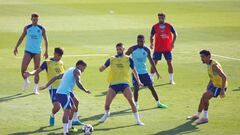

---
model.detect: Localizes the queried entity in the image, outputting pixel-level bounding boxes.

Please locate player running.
[24,48,84,126]
[40,60,91,135]
[99,43,144,126]
[13,13,48,94]
[187,50,227,124]
[125,34,168,109]
[149,12,177,84]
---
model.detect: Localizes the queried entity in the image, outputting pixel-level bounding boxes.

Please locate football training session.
[0,0,240,135]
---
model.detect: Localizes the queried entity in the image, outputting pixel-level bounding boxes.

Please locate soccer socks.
[196,112,201,117]
[150,73,155,82]
[203,111,208,118]
[68,120,73,129]
[63,123,68,134]
[73,112,78,121]
[99,110,110,122]
[33,83,39,95]
[22,78,30,91]
[133,112,144,126]
[169,73,176,84]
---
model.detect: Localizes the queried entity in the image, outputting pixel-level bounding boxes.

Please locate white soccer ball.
[82,124,94,135]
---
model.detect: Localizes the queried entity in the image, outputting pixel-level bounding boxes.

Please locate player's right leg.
[33,53,41,94]
[99,87,116,123]
[123,87,144,126]
[150,52,161,82]
[49,89,61,126]
[132,73,140,109]
[21,51,32,91]
[70,92,85,125]
[147,85,168,108]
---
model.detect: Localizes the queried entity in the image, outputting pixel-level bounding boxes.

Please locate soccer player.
[99,43,144,126]
[187,50,227,124]
[149,12,177,84]
[125,35,168,109]
[24,48,84,126]
[13,13,48,94]
[40,60,91,135]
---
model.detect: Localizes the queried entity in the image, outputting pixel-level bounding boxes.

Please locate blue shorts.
[25,50,39,58]
[56,93,74,110]
[208,83,227,97]
[153,52,172,60]
[132,73,152,87]
[49,89,75,103]
[49,89,58,103]
[109,84,129,93]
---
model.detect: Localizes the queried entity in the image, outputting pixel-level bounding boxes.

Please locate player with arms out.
[99,43,144,126]
[40,60,91,135]
[24,47,84,126]
[187,50,227,124]
[13,13,48,94]
[125,34,168,109]
[149,12,177,84]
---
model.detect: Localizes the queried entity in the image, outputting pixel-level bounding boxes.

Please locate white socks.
[22,78,30,91]
[99,110,110,122]
[196,112,201,117]
[150,73,154,82]
[133,112,144,126]
[33,83,39,95]
[68,120,73,129]
[63,123,68,134]
[169,73,173,81]
[156,100,161,105]
[73,112,78,121]
[203,111,208,118]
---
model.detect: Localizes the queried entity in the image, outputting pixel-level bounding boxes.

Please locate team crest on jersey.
[143,52,146,55]
[37,30,40,33]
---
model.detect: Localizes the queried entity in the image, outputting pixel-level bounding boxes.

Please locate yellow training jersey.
[107,55,131,84]
[207,59,227,88]
[46,59,65,89]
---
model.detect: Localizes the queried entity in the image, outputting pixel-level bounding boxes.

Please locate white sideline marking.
[15,54,109,59]
[212,54,240,61]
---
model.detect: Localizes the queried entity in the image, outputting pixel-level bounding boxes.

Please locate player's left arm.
[73,69,91,94]
[212,64,227,98]
[42,27,48,59]
[99,58,110,72]
[129,58,143,87]
[147,49,161,79]
[39,73,64,90]
[170,25,177,49]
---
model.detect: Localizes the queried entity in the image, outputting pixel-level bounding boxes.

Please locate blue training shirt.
[131,45,150,74]
[57,67,77,95]
[25,24,43,54]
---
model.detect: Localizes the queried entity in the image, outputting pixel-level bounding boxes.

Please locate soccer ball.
[82,124,94,135]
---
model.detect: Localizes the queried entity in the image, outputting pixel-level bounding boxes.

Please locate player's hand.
[39,85,47,90]
[220,90,225,98]
[156,72,161,80]
[23,72,30,78]
[138,82,144,87]
[13,47,18,56]
[43,51,48,59]
[150,44,153,49]
[85,90,91,94]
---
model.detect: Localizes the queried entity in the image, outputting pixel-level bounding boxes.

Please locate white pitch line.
[15,54,109,59]
[212,54,240,61]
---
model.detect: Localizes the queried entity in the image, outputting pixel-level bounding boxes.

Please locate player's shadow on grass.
[232,87,240,91]
[94,83,170,97]
[0,93,34,103]
[153,121,199,135]
[80,107,157,122]
[8,125,62,135]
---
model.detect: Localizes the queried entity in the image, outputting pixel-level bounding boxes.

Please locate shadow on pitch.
[0,93,34,103]
[232,87,240,91]
[94,83,170,97]
[152,121,199,135]
[8,125,62,135]
[80,107,157,122]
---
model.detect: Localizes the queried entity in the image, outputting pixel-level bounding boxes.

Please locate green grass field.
[0,0,240,134]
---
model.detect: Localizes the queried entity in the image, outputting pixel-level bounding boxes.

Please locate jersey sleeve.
[104,59,110,67]
[150,25,155,35]
[170,25,176,33]
[129,58,134,69]
[40,61,47,71]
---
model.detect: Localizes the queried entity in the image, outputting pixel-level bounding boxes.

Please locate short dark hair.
[31,13,39,18]
[76,60,87,67]
[54,47,64,56]
[137,34,145,39]
[199,50,211,56]
[158,12,166,17]
[116,42,124,48]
